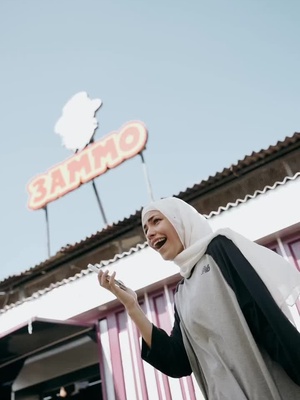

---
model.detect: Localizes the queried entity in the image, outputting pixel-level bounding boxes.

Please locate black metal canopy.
[0,317,96,387]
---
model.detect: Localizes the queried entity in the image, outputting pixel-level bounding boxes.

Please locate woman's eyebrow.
[143,215,155,231]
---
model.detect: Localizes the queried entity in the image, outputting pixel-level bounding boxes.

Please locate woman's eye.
[153,218,160,224]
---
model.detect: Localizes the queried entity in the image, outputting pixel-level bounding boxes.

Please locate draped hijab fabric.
[142,197,300,323]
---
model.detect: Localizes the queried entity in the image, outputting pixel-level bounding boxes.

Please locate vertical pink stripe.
[178,379,188,400]
[151,293,173,400]
[107,313,127,399]
[96,320,108,400]
[117,309,141,399]
[186,377,199,400]
[288,240,300,271]
[131,301,150,399]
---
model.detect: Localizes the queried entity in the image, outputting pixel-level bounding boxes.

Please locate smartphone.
[88,263,127,290]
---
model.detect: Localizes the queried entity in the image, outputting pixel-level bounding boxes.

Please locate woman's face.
[143,210,184,261]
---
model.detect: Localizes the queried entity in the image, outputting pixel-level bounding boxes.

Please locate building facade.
[0,133,299,400]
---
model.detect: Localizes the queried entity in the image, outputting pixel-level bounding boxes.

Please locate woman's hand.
[98,270,138,309]
[98,269,153,347]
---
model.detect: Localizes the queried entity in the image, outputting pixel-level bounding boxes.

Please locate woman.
[98,197,300,399]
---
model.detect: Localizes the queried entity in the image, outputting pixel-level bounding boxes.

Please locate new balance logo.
[201,264,210,275]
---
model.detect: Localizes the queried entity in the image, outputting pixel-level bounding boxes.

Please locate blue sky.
[1,0,299,280]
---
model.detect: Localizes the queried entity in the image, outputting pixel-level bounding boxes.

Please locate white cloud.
[54,92,102,152]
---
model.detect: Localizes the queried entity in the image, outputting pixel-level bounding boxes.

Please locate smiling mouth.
[153,238,167,250]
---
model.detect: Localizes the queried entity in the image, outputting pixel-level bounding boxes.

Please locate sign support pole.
[87,138,108,226]
[140,152,155,202]
[44,205,51,258]
[91,180,108,226]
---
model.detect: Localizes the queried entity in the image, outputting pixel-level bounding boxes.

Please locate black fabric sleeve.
[206,235,300,386]
[141,307,192,378]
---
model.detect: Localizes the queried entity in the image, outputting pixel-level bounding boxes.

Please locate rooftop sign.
[27,93,148,210]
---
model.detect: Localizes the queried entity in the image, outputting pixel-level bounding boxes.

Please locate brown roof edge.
[178,132,300,203]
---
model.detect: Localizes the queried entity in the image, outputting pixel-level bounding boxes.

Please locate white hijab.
[142,197,300,321]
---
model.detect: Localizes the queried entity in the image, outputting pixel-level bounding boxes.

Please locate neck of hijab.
[142,197,300,324]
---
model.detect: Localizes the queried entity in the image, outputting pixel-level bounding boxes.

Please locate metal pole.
[92,180,108,225]
[84,138,108,226]
[140,152,155,202]
[44,205,51,258]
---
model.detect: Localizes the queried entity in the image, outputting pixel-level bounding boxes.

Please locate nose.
[146,225,155,240]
